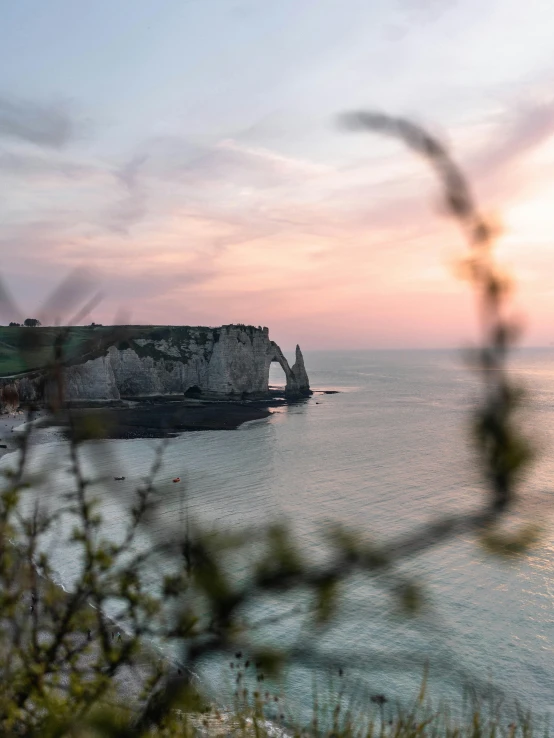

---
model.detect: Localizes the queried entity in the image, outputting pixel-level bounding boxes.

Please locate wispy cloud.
[470,93,554,179]
[215,138,333,176]
[115,153,148,190]
[0,95,78,148]
[117,134,332,189]
[104,133,333,234]
[0,150,92,179]
[105,153,150,234]
[106,192,148,235]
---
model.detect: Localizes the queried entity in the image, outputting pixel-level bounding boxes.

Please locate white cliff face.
[0,325,311,407]
[108,347,181,396]
[52,325,312,402]
[206,327,273,394]
[64,355,120,401]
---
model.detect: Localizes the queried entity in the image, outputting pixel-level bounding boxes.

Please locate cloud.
[104,134,334,234]
[105,192,148,235]
[471,94,554,178]
[0,95,78,148]
[119,134,332,191]
[0,150,92,179]
[115,153,148,190]
[0,216,221,321]
[215,139,332,176]
[103,265,216,304]
[105,154,149,233]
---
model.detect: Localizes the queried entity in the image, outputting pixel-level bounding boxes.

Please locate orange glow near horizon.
[5,160,550,351]
[2,110,554,350]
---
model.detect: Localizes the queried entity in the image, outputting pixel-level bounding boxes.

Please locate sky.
[0,0,553,349]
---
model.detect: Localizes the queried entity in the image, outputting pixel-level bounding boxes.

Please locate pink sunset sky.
[1,0,553,349]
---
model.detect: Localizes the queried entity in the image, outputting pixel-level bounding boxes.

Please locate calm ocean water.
[5,348,554,722]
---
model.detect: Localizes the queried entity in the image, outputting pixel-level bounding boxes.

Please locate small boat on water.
[172,477,181,483]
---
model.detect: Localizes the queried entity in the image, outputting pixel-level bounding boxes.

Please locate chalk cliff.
[0,325,311,408]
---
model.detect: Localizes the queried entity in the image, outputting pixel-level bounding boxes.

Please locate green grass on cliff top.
[0,326,101,376]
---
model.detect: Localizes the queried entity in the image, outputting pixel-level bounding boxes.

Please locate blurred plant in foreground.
[340,111,538,551]
[0,114,543,736]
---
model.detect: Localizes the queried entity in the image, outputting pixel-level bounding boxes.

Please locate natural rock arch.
[267,343,311,397]
[267,356,287,389]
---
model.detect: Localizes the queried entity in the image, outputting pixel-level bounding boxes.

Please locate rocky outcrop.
[65,355,120,401]
[289,345,310,396]
[268,342,310,397]
[0,325,311,408]
[0,384,19,413]
[0,375,44,412]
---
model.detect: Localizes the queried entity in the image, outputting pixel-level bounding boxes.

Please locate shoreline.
[1,391,317,444]
[0,386,334,461]
[57,400,277,438]
[0,408,46,462]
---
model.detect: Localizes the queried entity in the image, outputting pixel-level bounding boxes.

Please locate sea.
[4,348,554,725]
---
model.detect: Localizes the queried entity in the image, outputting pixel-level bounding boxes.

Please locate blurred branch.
[339,110,534,517]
